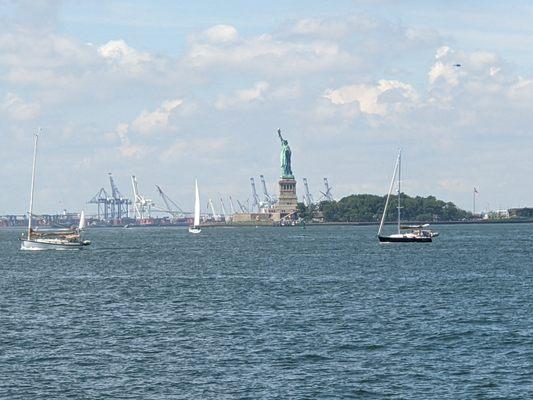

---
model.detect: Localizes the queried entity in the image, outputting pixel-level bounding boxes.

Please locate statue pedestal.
[273,178,298,221]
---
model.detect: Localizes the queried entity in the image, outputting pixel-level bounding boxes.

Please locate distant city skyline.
[2,1,533,214]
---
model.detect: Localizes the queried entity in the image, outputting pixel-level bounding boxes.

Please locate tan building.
[231,212,273,224]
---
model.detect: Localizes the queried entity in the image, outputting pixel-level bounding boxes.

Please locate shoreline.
[3,219,533,230]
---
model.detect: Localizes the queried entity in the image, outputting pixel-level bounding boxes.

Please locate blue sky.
[2,0,533,214]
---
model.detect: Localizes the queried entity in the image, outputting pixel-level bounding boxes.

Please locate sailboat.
[20,130,91,250]
[377,149,437,243]
[188,179,201,234]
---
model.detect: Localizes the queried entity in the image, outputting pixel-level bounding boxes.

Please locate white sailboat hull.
[189,179,201,234]
[20,238,90,251]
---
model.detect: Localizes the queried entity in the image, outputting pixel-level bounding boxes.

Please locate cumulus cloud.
[106,122,146,158]
[435,45,451,60]
[426,45,511,112]
[508,79,533,103]
[324,80,418,116]
[429,61,459,86]
[185,27,357,76]
[131,99,183,134]
[105,98,186,159]
[288,18,352,39]
[202,25,238,43]
[0,30,97,89]
[214,81,269,109]
[115,122,129,144]
[0,93,40,120]
[429,46,504,87]
[2,8,533,213]
[98,39,153,74]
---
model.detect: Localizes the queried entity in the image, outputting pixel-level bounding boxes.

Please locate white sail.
[27,130,39,240]
[378,150,401,236]
[78,210,86,231]
[194,179,200,227]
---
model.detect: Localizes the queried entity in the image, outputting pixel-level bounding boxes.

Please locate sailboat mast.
[397,150,402,234]
[27,130,39,240]
[378,151,400,236]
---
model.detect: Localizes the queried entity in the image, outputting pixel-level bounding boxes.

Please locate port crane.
[88,174,131,221]
[109,173,131,220]
[320,178,334,201]
[228,196,237,215]
[131,175,156,219]
[155,185,185,219]
[250,178,261,212]
[237,199,248,213]
[259,175,276,207]
[303,178,314,206]
[219,198,228,221]
[88,187,110,221]
[207,198,220,221]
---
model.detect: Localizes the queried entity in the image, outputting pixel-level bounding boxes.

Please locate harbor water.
[1,224,532,398]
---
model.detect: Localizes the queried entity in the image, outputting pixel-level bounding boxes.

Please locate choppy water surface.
[1,224,532,399]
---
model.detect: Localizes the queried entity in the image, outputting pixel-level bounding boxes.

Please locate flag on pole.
[474,187,478,194]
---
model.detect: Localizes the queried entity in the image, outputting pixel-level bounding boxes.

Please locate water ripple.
[0,224,532,399]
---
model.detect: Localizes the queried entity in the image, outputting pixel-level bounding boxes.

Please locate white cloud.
[2,9,533,213]
[131,99,183,135]
[104,122,150,158]
[489,66,501,76]
[115,122,130,144]
[324,80,418,116]
[285,14,412,41]
[435,45,451,60]
[429,46,503,87]
[507,78,533,103]
[98,39,152,74]
[289,18,351,38]
[184,30,357,76]
[468,51,499,71]
[0,30,98,89]
[428,61,459,86]
[202,25,238,43]
[214,81,269,110]
[161,137,230,162]
[105,98,185,159]
[0,92,40,120]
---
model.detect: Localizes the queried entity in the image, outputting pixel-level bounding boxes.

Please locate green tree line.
[298,193,472,222]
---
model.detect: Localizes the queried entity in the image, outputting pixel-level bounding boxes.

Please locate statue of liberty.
[278,128,294,179]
